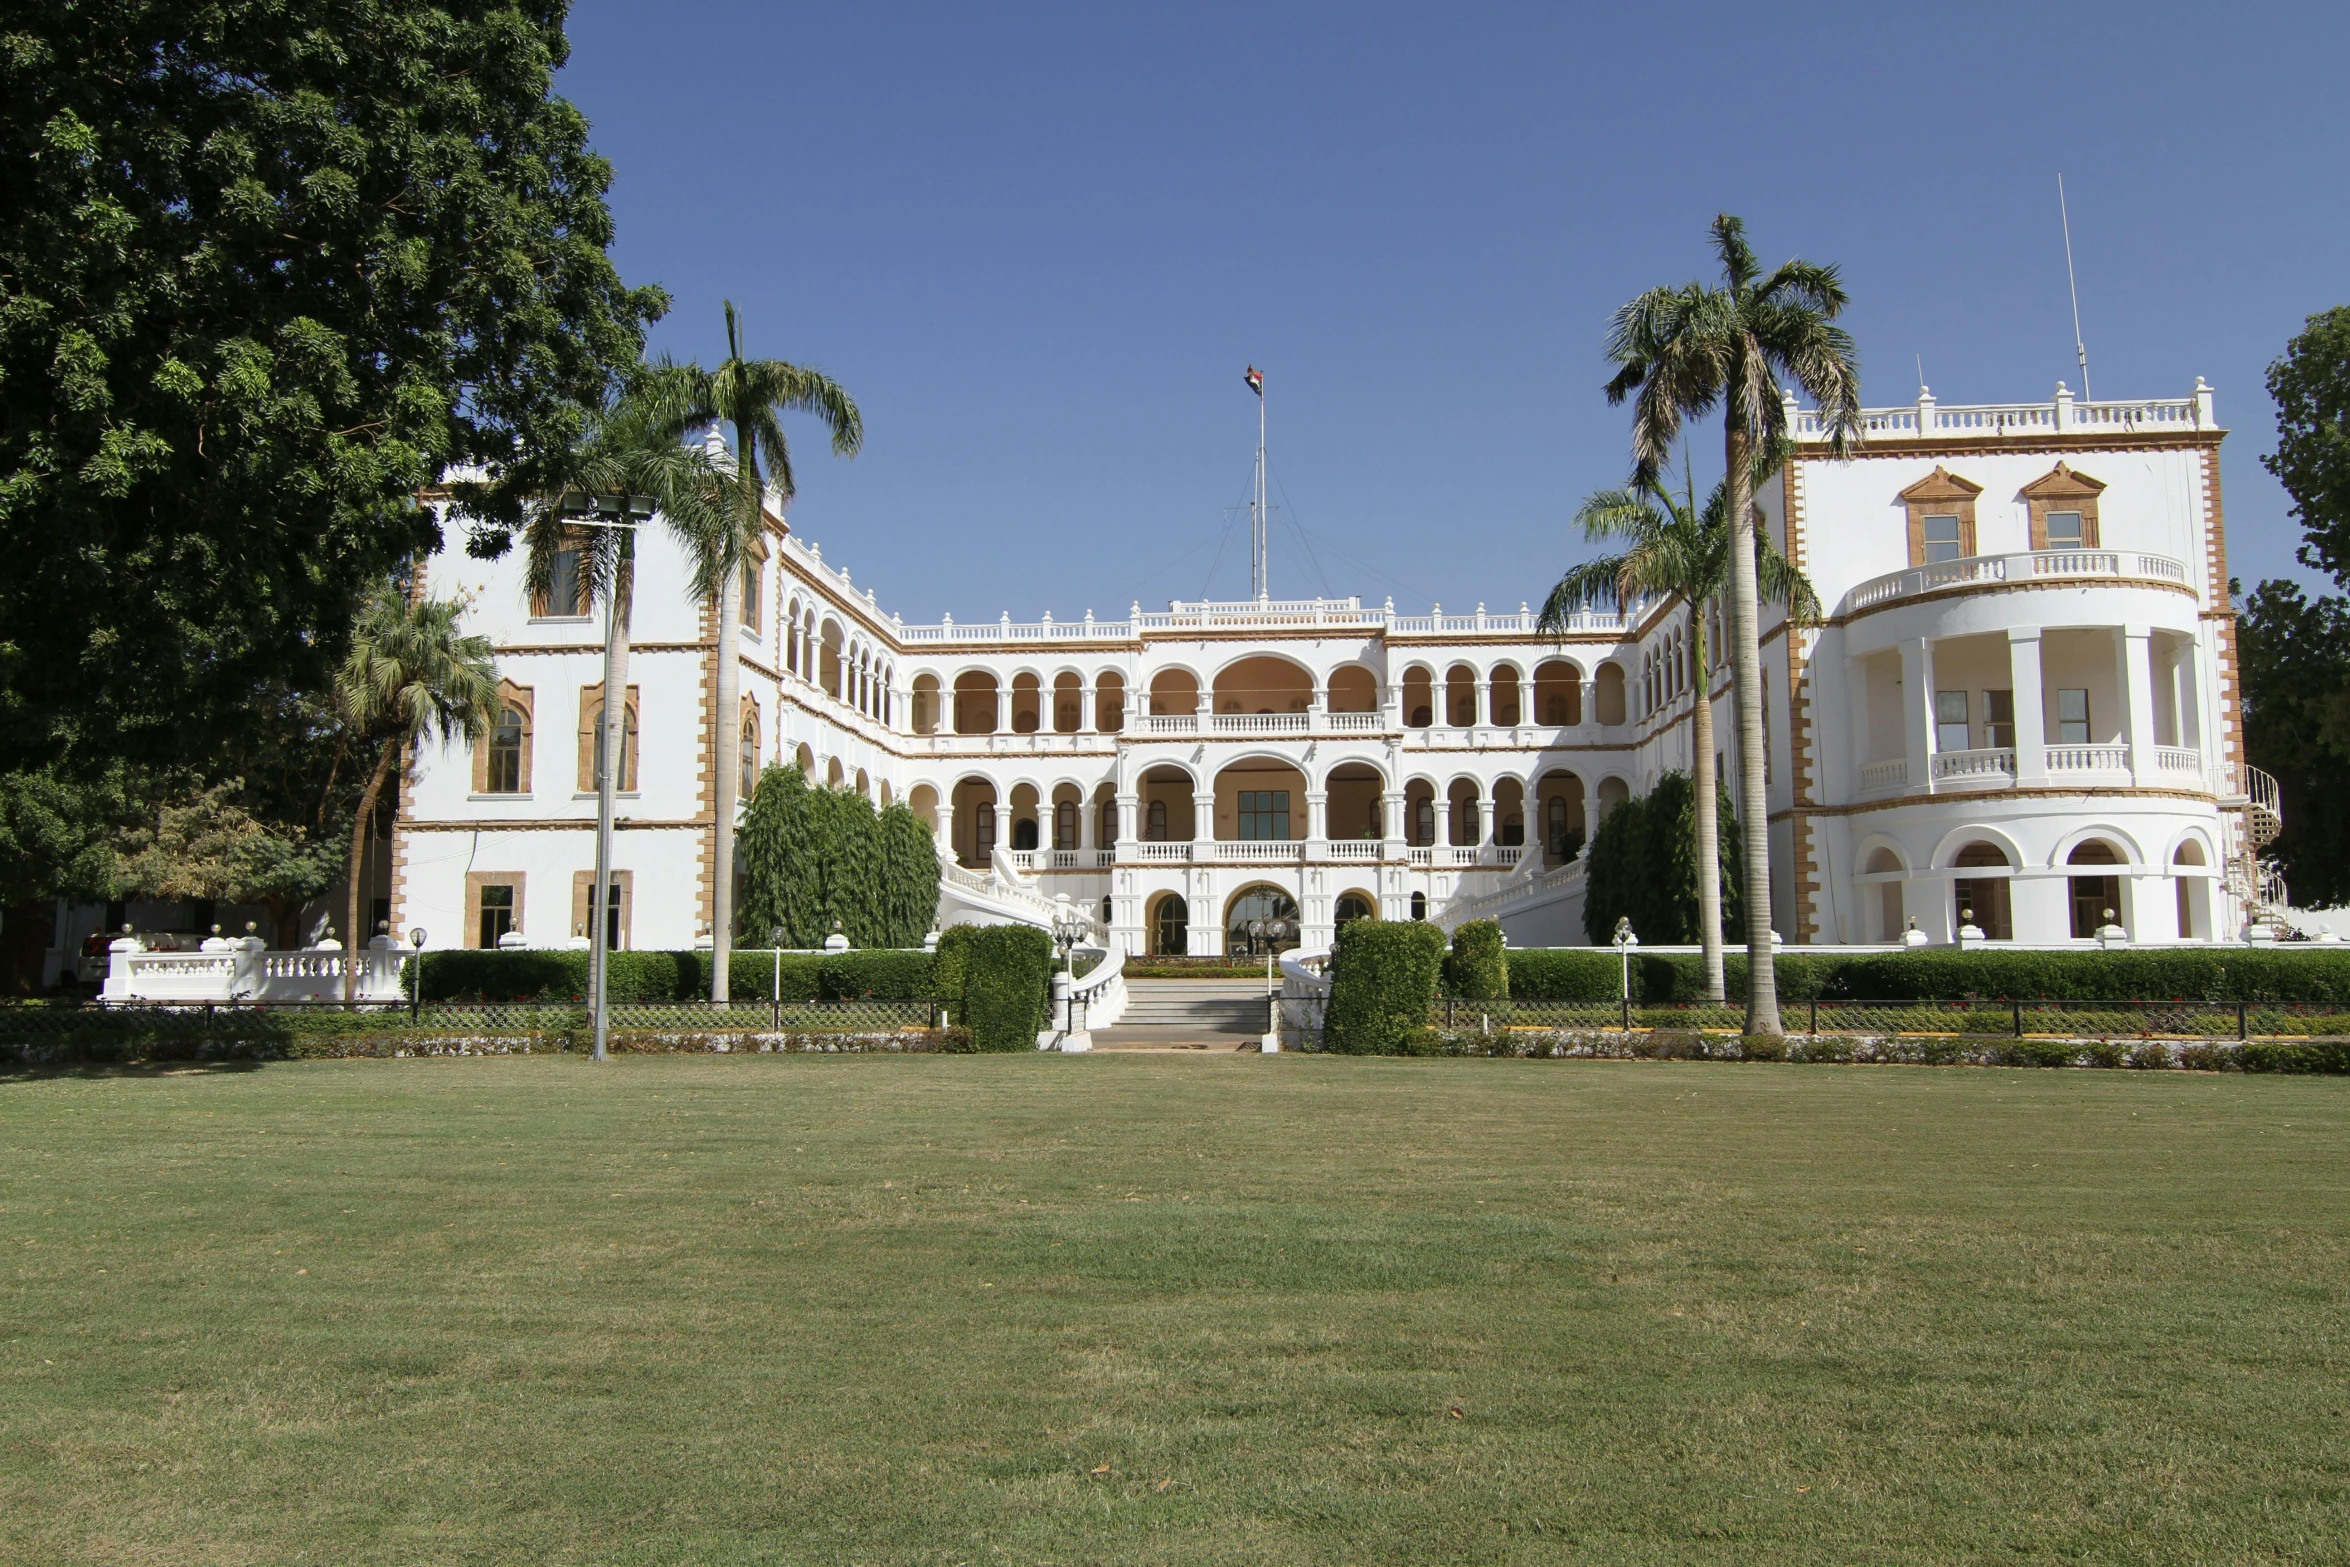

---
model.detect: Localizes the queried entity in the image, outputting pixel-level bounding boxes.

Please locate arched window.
[1012,817,1038,852]
[578,687,638,792]
[1334,892,1375,927]
[974,803,996,860]
[1409,891,1427,921]
[1225,885,1301,955]
[1054,800,1077,850]
[1098,796,1119,846]
[1151,894,1189,956]
[2068,841,2122,938]
[1146,799,1168,841]
[484,705,527,794]
[1953,841,2013,940]
[1414,798,1436,846]
[739,710,759,799]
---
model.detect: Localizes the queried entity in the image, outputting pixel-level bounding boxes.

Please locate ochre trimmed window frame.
[2020,462,2107,550]
[464,871,526,949]
[571,868,634,949]
[576,683,641,792]
[530,527,594,618]
[1897,466,1983,566]
[739,695,761,798]
[474,681,535,794]
[741,532,770,632]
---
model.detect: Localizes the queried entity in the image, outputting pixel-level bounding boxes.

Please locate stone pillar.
[1305,790,1328,846]
[1381,790,1405,844]
[2007,629,2048,786]
[1580,679,1598,729]
[2122,625,2158,784]
[1114,792,1138,856]
[1901,638,1935,793]
[1193,791,1219,852]
[1078,796,1095,851]
[1476,796,1496,848]
[935,801,956,857]
[1473,678,1491,729]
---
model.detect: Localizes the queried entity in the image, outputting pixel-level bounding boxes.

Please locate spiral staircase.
[2221,764,2288,933]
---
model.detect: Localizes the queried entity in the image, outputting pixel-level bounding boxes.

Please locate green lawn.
[3,1055,2345,1565]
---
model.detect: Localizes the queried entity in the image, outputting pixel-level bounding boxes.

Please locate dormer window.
[1897,467,1982,567]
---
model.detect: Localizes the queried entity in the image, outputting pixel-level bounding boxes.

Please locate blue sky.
[559,1,2348,622]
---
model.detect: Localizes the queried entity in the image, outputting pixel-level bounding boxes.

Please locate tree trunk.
[709,424,755,1003]
[1724,418,1781,1036]
[589,551,635,1027]
[341,739,398,1006]
[1690,602,1724,1002]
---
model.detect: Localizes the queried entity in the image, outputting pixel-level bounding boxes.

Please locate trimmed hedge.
[1325,919,1446,1054]
[1444,920,1508,1000]
[1505,946,2350,1005]
[416,948,932,1004]
[960,925,1054,1052]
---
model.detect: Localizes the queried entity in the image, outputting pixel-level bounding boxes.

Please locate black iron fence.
[0,996,941,1047]
[1432,996,2350,1041]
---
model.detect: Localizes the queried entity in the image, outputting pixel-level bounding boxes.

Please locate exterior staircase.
[1111,978,1274,1035]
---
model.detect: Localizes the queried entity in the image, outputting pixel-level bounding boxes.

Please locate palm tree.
[336,583,499,1002]
[510,365,730,1017]
[668,303,863,1003]
[1541,454,1819,1000]
[1601,214,1861,1036]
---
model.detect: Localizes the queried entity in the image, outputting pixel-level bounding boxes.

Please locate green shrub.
[1443,920,1509,1000]
[1581,771,1741,946]
[2237,1039,2350,1073]
[961,925,1054,1052]
[931,926,978,1016]
[737,766,941,949]
[1506,946,2350,1006]
[415,948,689,1003]
[820,949,933,1000]
[1325,919,1446,1055]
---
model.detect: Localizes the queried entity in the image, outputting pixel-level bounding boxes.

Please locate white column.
[1192,791,1218,849]
[2008,629,2047,787]
[2122,625,2158,784]
[935,801,956,857]
[1476,796,1496,848]
[1078,796,1095,851]
[1305,790,1328,846]
[1580,678,1598,729]
[1381,790,1405,845]
[1113,792,1138,855]
[1473,678,1491,729]
[1901,637,1935,793]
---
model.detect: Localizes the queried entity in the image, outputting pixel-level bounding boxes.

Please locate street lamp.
[1612,916,1639,1026]
[407,926,427,1022]
[1049,896,1090,972]
[770,925,785,1010]
[571,489,657,1067]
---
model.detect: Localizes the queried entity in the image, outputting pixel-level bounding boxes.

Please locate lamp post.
[407,926,427,1022]
[770,925,785,1010]
[1049,896,1091,1041]
[572,489,657,1066]
[1612,916,1639,1031]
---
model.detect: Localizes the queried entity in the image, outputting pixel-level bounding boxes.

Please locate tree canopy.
[2238,578,2350,908]
[2266,307,2350,586]
[0,0,665,784]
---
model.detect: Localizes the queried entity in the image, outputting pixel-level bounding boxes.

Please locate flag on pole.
[1245,366,1263,396]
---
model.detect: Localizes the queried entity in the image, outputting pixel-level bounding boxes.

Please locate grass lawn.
[3,1055,2345,1565]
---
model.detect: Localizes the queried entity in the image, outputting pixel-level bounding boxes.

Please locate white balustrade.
[1210,712,1311,735]
[1859,758,1909,794]
[1323,840,1382,861]
[1842,549,2192,616]
[1792,391,2201,445]
[2153,747,2203,779]
[1931,747,2017,785]
[2045,744,2130,774]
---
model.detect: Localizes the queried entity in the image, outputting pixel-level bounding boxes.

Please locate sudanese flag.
[1245,366,1263,396]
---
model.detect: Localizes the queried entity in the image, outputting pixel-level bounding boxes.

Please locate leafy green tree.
[876,802,944,947]
[737,765,938,950]
[0,1,664,785]
[2265,308,2350,586]
[1600,215,1861,1035]
[114,775,343,947]
[333,582,498,999]
[1580,771,1742,948]
[666,304,864,1000]
[1542,457,1816,998]
[2238,579,2350,907]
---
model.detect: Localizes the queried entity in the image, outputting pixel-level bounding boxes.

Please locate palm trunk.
[341,739,399,1006]
[1724,420,1781,1036]
[589,551,635,1036]
[1690,603,1724,1002]
[708,426,754,1002]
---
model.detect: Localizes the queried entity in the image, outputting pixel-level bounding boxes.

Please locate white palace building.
[387,378,2277,960]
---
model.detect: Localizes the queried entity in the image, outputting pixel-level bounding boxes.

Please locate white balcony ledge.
[1844,549,2191,616]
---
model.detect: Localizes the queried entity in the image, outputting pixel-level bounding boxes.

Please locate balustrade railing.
[1859,758,1909,794]
[1931,747,2016,784]
[1843,549,2193,615]
[2046,744,2130,774]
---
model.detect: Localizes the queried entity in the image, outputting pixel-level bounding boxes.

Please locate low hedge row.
[1444,920,1507,1000]
[0,1023,971,1065]
[1503,946,2350,1005]
[1410,1030,2349,1071]
[1325,920,1447,1054]
[412,948,934,1004]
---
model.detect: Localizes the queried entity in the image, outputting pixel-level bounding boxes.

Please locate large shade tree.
[1542,453,1818,999]
[1600,215,1860,1036]
[0,1,666,792]
[666,304,863,1003]
[333,582,498,1001]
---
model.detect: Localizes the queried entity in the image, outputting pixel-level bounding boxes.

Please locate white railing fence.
[104,940,407,1003]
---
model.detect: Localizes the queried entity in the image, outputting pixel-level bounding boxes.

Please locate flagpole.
[1254,373,1268,601]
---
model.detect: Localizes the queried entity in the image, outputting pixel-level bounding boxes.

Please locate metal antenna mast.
[1246,365,1267,599]
[2059,174,2090,400]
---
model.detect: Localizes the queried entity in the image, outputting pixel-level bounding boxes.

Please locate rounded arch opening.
[1212,655,1313,716]
[1225,883,1302,955]
[1147,892,1190,956]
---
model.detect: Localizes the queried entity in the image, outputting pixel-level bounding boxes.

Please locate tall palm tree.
[1541,453,1819,1000]
[511,365,730,1015]
[1601,214,1861,1036]
[336,583,499,1002]
[668,303,863,1003]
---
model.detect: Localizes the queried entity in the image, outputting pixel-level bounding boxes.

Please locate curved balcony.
[1843,549,2190,617]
